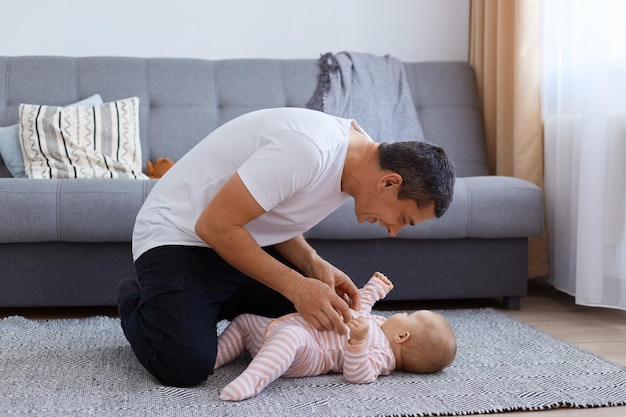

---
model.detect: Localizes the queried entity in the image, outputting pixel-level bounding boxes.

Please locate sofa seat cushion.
[0,179,156,243]
[0,176,541,244]
[305,176,543,240]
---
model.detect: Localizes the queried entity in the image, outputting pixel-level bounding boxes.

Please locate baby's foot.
[219,378,260,401]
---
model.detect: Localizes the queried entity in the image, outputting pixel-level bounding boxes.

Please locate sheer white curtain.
[542,0,626,310]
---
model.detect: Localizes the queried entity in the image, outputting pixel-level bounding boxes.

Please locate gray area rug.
[1,309,625,417]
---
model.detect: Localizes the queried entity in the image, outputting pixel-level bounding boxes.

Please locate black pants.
[118,245,296,387]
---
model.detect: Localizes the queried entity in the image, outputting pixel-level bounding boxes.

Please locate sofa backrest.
[0,56,488,178]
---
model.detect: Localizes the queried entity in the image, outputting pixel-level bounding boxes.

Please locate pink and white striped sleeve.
[358,273,393,315]
[342,340,395,384]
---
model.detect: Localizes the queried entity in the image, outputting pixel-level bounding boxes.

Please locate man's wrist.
[281,273,308,303]
[275,235,318,277]
[302,250,322,277]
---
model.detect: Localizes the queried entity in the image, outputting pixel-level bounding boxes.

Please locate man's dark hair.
[378,141,455,218]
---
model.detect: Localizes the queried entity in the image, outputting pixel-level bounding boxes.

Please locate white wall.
[0,0,469,62]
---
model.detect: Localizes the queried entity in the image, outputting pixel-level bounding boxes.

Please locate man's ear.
[377,173,403,191]
[394,331,411,344]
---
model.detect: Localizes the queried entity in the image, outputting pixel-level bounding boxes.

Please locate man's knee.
[124,292,219,387]
[150,346,216,388]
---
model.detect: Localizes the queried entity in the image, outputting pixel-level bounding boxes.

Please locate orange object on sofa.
[146,157,174,179]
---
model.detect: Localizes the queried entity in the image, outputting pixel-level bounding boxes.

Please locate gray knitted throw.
[307,51,426,143]
[1,308,625,416]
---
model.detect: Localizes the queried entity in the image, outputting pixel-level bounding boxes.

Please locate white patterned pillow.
[19,97,147,179]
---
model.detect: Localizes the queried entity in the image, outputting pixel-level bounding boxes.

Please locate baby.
[214,272,457,401]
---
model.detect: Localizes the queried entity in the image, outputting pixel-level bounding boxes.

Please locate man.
[117,107,455,388]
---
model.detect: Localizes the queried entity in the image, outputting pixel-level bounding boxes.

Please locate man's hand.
[347,316,370,345]
[274,235,362,332]
[308,255,362,313]
[289,277,352,334]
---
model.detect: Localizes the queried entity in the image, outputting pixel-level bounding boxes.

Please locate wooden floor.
[1,280,625,416]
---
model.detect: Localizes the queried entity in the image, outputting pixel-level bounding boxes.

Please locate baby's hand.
[347,316,370,345]
[373,272,394,290]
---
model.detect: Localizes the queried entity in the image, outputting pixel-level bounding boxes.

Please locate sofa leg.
[502,296,521,310]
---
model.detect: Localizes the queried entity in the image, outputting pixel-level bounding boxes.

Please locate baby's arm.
[343,320,394,383]
[358,272,394,314]
[347,316,369,345]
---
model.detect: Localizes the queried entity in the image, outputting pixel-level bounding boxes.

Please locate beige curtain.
[469,0,549,278]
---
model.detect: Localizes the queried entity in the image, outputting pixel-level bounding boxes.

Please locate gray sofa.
[0,56,542,309]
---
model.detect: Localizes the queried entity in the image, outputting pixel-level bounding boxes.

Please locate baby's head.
[381,310,456,373]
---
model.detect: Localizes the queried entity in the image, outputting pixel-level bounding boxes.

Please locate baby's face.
[381,310,440,336]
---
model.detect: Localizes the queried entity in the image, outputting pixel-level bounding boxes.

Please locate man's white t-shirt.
[132,107,366,261]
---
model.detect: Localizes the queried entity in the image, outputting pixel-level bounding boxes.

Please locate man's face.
[355,193,436,237]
